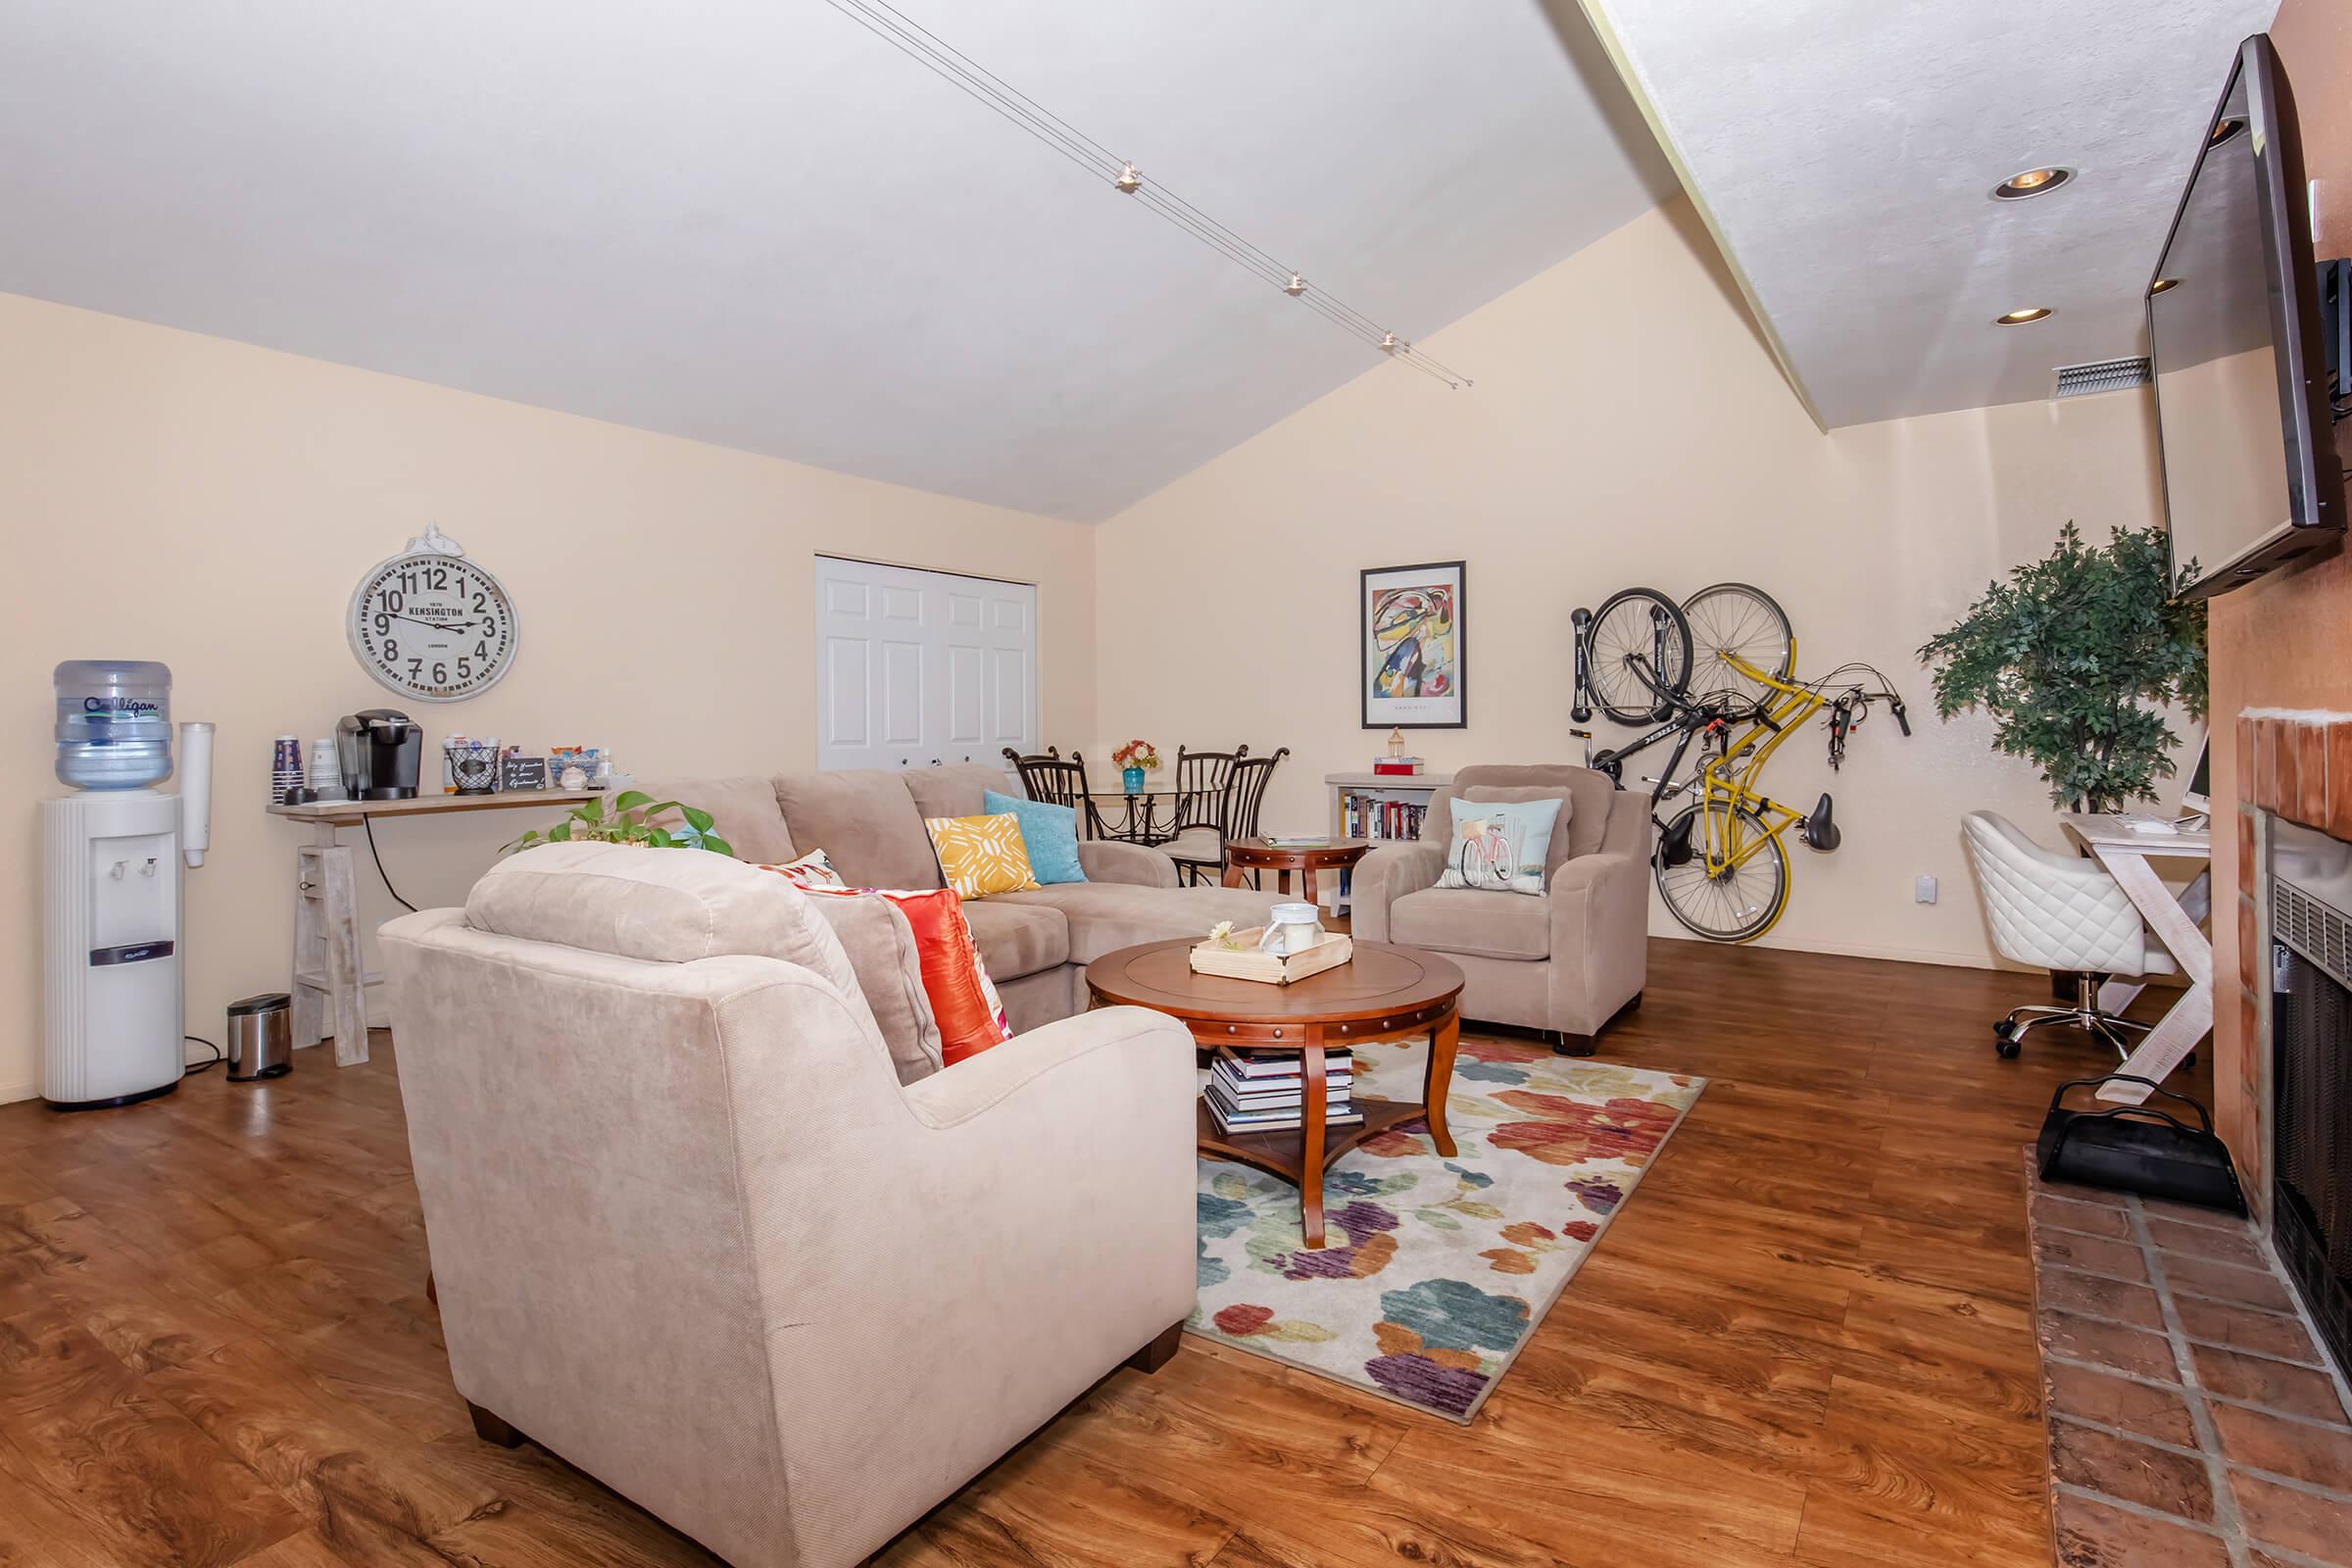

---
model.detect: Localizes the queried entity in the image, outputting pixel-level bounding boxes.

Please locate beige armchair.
[380,843,1198,1568]
[1350,763,1650,1053]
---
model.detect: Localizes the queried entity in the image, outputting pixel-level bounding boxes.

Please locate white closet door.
[813,558,1039,772]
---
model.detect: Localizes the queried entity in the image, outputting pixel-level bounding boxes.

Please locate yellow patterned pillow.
[924,813,1040,900]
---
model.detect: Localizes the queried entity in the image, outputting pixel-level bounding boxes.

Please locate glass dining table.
[1083,787,1188,846]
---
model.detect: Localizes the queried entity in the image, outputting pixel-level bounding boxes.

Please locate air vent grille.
[2275,876,2352,991]
[2052,357,2153,400]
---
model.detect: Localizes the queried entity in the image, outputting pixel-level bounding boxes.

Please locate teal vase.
[1122,765,1146,793]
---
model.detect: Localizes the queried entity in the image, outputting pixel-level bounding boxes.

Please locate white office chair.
[1960,810,2177,1060]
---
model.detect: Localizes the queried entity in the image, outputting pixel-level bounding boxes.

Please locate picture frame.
[1361,560,1466,728]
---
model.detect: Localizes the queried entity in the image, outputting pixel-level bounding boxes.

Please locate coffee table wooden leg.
[1278,868,1293,895]
[1300,865,1318,906]
[1300,1042,1327,1249]
[1424,1009,1460,1158]
[1223,861,1244,888]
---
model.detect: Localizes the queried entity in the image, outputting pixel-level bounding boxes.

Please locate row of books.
[1204,1049,1362,1134]
[1339,792,1428,842]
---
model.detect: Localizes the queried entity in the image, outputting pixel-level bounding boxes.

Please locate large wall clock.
[347,524,519,702]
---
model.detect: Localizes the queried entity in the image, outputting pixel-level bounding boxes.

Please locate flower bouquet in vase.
[1111,738,1160,795]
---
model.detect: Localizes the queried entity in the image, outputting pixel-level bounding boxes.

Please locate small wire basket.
[446,741,499,796]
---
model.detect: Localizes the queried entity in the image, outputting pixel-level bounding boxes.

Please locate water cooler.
[40,662,214,1110]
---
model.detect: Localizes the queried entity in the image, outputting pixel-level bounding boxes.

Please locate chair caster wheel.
[1994,1023,2022,1059]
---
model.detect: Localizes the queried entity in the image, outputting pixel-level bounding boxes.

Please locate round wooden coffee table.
[1085,938,1464,1249]
[1220,837,1371,906]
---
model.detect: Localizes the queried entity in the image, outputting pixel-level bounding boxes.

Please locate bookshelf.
[1324,770,1450,913]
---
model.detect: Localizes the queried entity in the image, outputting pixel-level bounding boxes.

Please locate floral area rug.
[1188,1035,1703,1423]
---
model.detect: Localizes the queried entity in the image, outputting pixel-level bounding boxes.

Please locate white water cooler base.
[40,791,186,1109]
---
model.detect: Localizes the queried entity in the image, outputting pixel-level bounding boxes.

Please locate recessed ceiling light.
[1991,167,2075,200]
[1995,307,2054,325]
[2211,118,2246,148]
[2149,277,2180,295]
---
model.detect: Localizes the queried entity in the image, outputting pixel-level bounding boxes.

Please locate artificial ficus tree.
[1917,522,2208,813]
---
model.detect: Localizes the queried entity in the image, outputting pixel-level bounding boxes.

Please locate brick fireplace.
[2208,0,2352,1271]
[2224,715,2352,1218]
[2231,726,2352,1373]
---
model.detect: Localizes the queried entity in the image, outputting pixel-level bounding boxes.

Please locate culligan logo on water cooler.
[40,662,215,1109]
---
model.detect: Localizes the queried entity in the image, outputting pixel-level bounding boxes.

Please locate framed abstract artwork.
[1361,561,1465,728]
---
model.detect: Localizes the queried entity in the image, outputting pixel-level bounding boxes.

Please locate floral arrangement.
[1208,919,1243,951]
[1110,738,1162,772]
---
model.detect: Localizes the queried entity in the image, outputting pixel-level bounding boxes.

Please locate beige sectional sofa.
[637,761,1287,1029]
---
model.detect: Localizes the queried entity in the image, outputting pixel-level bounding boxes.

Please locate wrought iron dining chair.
[1165,745,1247,885]
[1222,748,1290,888]
[1001,747,1107,839]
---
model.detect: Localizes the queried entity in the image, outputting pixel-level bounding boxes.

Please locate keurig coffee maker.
[336,710,421,800]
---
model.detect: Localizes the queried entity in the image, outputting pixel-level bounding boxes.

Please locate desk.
[270,791,599,1064]
[2056,812,2214,1104]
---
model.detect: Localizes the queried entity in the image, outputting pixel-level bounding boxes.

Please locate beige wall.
[0,291,1097,1103]
[1092,199,2172,968]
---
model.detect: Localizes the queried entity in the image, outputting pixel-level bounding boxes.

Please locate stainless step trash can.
[225,993,293,1081]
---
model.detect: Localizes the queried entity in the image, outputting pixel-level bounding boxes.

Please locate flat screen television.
[2148,33,2345,600]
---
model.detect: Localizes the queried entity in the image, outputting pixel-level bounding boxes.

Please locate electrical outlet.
[1915,874,1937,905]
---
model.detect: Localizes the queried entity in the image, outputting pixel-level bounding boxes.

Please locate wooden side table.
[1222,837,1371,908]
[1085,938,1464,1248]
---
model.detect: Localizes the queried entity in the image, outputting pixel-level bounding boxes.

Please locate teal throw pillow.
[983,789,1087,885]
[1436,796,1561,896]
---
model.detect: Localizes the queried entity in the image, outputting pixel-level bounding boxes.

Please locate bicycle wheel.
[1681,582,1794,720]
[1653,800,1789,943]
[1586,587,1690,725]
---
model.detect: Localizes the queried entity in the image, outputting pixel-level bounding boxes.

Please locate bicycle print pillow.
[1435,796,1561,896]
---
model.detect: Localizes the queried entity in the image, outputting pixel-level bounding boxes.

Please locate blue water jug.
[55,660,173,790]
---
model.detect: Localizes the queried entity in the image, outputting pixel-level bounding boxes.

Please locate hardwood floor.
[0,941,2206,1567]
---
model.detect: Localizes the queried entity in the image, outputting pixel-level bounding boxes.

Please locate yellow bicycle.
[1649,648,1910,942]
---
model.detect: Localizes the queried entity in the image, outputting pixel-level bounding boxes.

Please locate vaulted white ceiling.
[1583,0,2281,428]
[0,1,1675,520]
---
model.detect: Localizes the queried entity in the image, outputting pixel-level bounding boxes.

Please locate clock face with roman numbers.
[347,548,519,702]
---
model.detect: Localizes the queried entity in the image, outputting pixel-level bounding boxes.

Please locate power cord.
[182,1035,223,1075]
[364,815,419,913]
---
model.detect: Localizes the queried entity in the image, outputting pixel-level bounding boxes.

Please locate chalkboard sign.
[500,756,550,791]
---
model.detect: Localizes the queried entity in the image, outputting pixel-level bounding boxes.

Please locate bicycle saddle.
[1658,809,1696,867]
[1802,793,1840,853]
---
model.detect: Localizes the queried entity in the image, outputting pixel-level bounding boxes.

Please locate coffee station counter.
[270,788,604,1068]
[268,788,602,826]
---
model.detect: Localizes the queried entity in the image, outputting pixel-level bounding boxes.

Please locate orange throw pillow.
[807,885,1011,1064]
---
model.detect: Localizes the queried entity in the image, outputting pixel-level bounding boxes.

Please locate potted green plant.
[503,791,735,856]
[1916,522,2207,812]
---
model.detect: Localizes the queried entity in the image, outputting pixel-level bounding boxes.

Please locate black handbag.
[2034,1075,2247,1215]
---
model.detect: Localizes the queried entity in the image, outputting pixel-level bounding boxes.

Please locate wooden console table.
[270,791,597,1065]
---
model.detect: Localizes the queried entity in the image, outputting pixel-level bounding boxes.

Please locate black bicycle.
[1572,582,1797,802]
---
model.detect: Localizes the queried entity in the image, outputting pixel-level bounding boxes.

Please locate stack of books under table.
[1205,1048,1362,1136]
